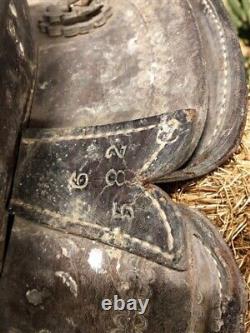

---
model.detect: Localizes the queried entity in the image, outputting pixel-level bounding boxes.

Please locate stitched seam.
[201,0,229,145]
[199,237,223,331]
[12,199,174,260]
[138,186,174,252]
[22,124,158,144]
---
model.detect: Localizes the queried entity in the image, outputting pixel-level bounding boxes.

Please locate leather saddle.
[0,0,247,332]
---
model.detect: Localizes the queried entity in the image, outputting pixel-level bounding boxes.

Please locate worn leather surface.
[0,197,245,332]
[159,0,248,182]
[0,0,36,265]
[27,0,247,181]
[0,0,247,332]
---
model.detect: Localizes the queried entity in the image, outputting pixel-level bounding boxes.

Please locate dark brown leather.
[0,0,247,332]
[0,0,36,265]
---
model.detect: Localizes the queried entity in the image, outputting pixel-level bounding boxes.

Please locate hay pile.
[172,106,250,330]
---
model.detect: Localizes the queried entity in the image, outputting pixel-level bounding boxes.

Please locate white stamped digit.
[69,171,89,190]
[105,169,125,187]
[112,202,134,221]
[105,145,127,159]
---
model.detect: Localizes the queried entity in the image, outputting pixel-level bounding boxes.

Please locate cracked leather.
[0,0,247,332]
